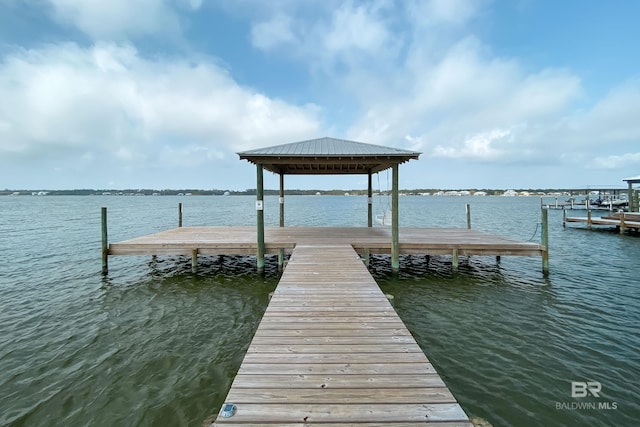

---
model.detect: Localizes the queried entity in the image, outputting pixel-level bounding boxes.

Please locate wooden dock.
[108,226,546,271]
[211,244,472,426]
[564,212,640,233]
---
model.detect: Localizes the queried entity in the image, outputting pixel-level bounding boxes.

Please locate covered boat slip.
[211,244,472,426]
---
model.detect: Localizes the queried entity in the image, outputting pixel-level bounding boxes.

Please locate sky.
[1,0,639,191]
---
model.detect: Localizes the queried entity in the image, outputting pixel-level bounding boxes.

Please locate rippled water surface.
[1,195,639,426]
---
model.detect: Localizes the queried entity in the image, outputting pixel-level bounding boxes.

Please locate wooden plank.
[216,423,473,427]
[213,403,468,423]
[246,343,424,354]
[252,328,413,338]
[225,387,455,403]
[256,321,406,331]
[229,373,447,389]
[237,362,436,375]
[240,352,430,364]
[249,335,416,345]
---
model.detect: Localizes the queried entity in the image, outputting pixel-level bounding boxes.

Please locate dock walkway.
[212,244,471,426]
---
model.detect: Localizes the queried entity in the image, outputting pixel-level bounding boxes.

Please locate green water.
[1,195,638,426]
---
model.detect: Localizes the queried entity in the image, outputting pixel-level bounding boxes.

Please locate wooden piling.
[562,208,567,227]
[452,248,459,272]
[101,207,108,275]
[587,209,592,229]
[278,173,285,271]
[620,212,626,234]
[391,164,399,273]
[367,171,373,227]
[256,164,265,274]
[466,203,471,229]
[178,203,183,227]
[191,249,198,272]
[541,208,549,276]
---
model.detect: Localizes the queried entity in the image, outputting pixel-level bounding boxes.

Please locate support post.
[541,207,549,276]
[563,208,567,227]
[191,249,198,272]
[452,248,459,272]
[278,173,285,271]
[628,182,637,212]
[279,173,285,227]
[619,212,626,234]
[466,204,471,229]
[367,171,373,227]
[178,203,183,227]
[363,249,370,267]
[587,209,592,229]
[391,164,399,273]
[256,164,265,274]
[101,207,108,275]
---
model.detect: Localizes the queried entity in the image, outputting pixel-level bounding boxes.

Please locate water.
[1,195,639,427]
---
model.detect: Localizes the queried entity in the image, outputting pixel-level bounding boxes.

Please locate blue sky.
[1,0,639,191]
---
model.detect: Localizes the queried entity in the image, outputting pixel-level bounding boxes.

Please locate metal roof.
[238,137,420,175]
[623,175,640,183]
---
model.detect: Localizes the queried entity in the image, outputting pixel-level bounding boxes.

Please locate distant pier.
[564,211,640,234]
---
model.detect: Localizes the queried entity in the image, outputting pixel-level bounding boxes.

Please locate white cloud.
[323,2,393,56]
[251,13,296,51]
[592,152,640,169]
[0,43,321,168]
[45,0,183,40]
[433,128,512,160]
[250,0,399,72]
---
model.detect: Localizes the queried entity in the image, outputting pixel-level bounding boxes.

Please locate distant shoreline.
[1,187,629,197]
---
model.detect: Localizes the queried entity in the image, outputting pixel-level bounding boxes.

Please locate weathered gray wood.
[225,387,455,403]
[101,207,108,275]
[213,403,468,423]
[109,226,547,269]
[212,244,470,425]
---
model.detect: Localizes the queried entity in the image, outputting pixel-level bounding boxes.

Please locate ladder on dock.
[212,244,471,426]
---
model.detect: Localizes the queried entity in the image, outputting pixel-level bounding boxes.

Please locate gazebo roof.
[238,137,420,174]
[623,175,640,184]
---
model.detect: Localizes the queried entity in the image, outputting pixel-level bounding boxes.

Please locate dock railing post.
[101,207,108,275]
[541,207,549,276]
[466,204,471,229]
[178,203,183,227]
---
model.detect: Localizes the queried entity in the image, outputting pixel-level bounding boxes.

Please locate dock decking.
[564,212,640,232]
[211,244,472,425]
[109,226,545,259]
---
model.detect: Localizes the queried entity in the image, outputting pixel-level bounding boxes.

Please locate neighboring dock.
[564,211,640,233]
[211,244,472,425]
